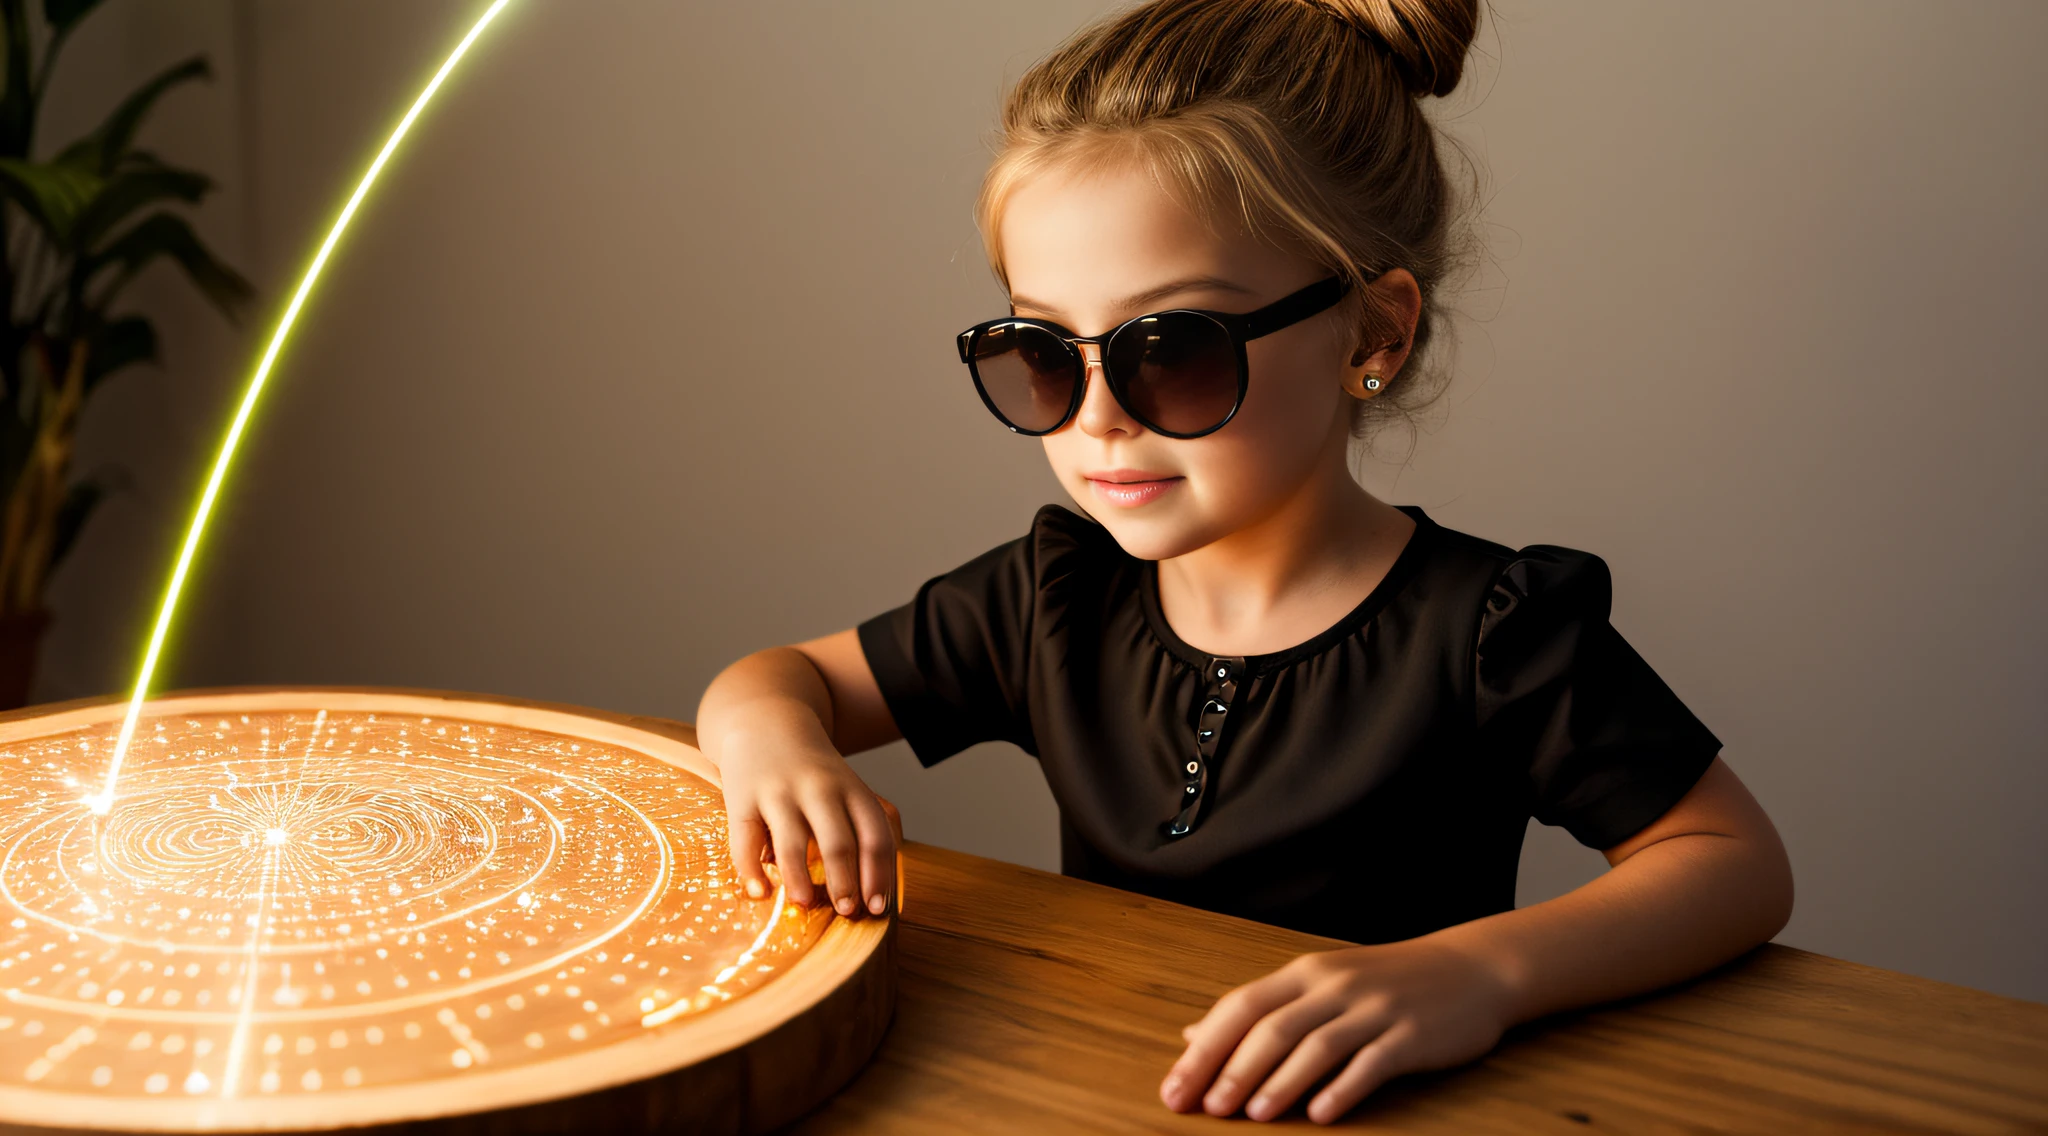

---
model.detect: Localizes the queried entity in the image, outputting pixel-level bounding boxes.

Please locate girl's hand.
[716,718,900,919]
[1160,938,1514,1124]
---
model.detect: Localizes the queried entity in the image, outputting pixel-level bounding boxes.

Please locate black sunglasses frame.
[954,273,1355,440]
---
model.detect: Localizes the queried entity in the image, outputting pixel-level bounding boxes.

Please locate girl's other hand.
[1160,939,1513,1124]
[716,720,899,918]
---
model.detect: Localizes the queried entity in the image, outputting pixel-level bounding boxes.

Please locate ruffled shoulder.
[1469,541,1721,850]
[1474,544,1613,683]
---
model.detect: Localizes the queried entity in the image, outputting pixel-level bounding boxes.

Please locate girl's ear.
[1340,268,1423,400]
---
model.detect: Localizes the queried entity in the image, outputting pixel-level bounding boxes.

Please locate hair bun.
[1312,0,1480,98]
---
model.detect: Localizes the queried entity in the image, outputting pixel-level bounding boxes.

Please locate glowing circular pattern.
[0,691,839,1129]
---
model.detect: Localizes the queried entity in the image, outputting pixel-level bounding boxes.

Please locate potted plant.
[0,0,251,708]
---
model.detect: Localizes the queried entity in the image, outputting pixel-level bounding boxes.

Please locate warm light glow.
[0,705,830,1100]
[92,0,517,814]
[0,6,869,1121]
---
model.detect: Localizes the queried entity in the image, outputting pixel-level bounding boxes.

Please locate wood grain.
[791,841,2048,1134]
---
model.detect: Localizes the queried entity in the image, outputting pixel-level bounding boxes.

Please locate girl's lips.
[1086,475,1183,508]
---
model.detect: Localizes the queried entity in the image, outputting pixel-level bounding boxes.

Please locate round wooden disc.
[0,688,895,1134]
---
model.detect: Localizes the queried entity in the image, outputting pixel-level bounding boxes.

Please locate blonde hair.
[974,0,1483,438]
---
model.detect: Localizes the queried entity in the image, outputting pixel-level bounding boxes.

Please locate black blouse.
[856,503,1722,944]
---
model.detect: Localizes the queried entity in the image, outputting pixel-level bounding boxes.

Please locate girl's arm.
[1162,757,1794,1124]
[696,628,904,917]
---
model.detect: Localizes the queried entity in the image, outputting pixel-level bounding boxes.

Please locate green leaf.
[0,154,98,239]
[82,314,154,391]
[83,211,251,320]
[72,160,210,251]
[41,0,104,34]
[52,55,207,175]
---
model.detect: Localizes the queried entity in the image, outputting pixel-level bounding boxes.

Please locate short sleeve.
[1473,545,1723,850]
[856,507,1087,767]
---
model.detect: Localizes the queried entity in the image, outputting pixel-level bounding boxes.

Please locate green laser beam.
[86,0,518,816]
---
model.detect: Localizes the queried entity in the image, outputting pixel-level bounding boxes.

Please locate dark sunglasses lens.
[972,323,1077,433]
[1107,314,1240,435]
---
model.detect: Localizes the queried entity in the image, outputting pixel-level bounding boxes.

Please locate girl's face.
[996,160,1371,561]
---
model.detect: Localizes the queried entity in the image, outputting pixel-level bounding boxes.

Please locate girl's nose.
[1073,343,1140,438]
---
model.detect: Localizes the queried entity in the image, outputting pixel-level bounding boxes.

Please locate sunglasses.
[954,274,1354,439]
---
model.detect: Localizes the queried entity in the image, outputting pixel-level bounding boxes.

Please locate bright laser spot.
[92,0,517,812]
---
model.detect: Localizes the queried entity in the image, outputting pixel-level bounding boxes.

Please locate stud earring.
[1363,375,1381,391]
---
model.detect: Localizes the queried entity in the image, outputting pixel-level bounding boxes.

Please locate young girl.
[697,0,1793,1123]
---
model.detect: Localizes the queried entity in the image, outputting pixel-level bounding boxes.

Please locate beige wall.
[42,1,2047,1003]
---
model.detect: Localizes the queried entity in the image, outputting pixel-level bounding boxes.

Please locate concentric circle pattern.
[0,704,830,1102]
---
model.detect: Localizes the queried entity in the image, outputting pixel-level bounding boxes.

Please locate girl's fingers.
[1241,1007,1391,1122]
[1305,1019,1420,1125]
[1201,997,1346,1117]
[1160,971,1306,1112]
[797,790,863,917]
[873,794,904,845]
[758,798,818,907]
[846,794,897,915]
[727,811,771,900]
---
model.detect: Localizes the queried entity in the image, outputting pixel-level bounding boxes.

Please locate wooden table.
[794,842,2048,1134]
